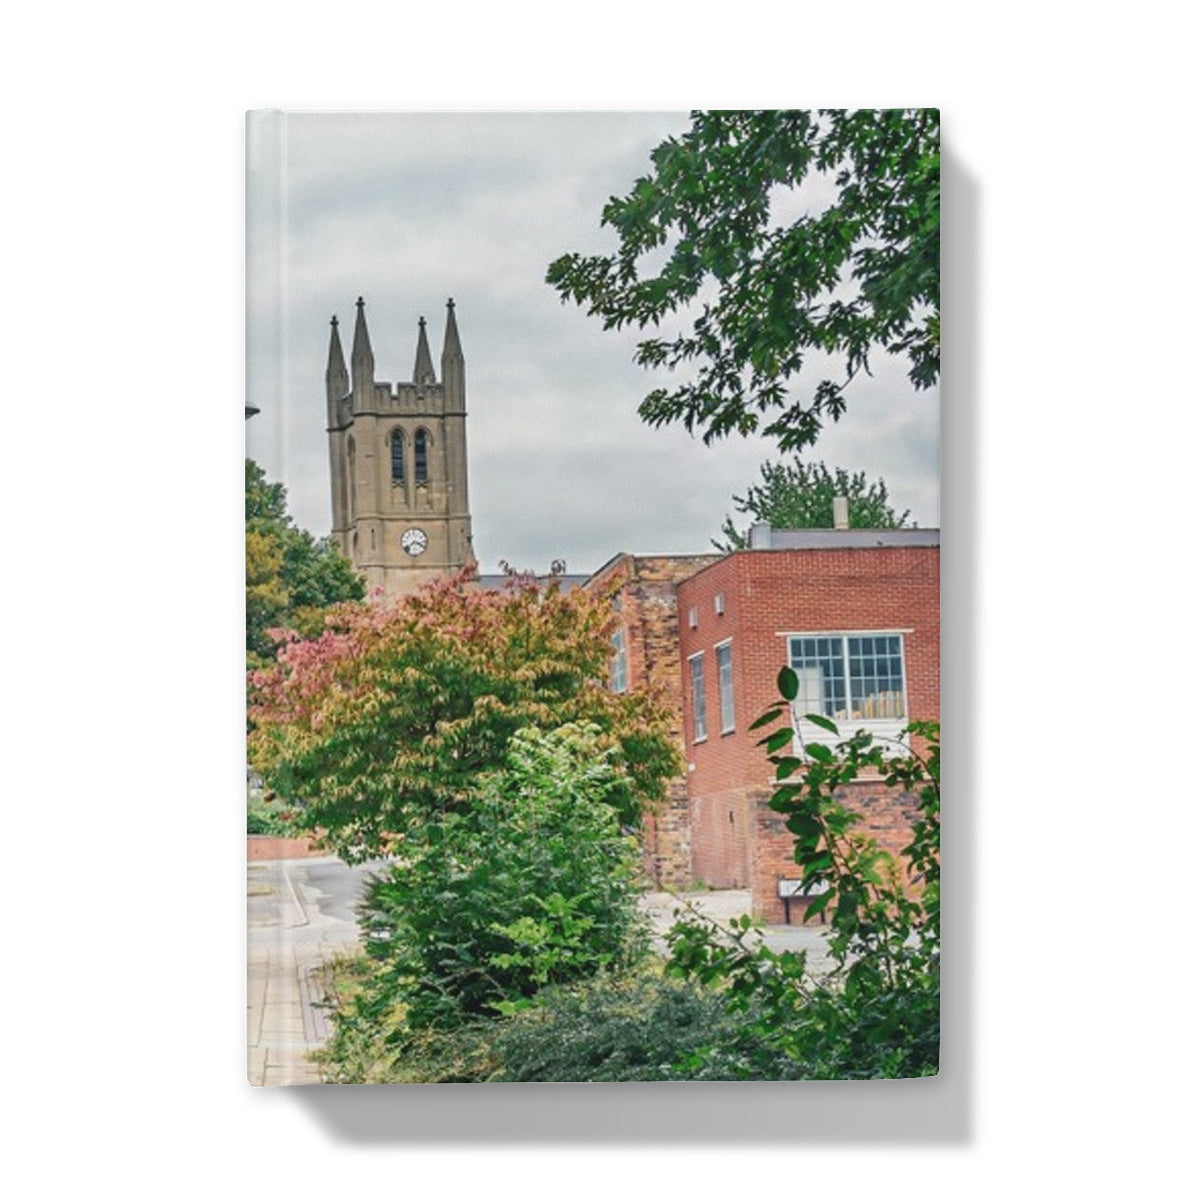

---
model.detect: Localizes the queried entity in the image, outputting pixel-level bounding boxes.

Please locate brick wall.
[586,553,721,887]
[675,545,939,912]
[587,553,722,746]
[641,779,692,889]
[689,786,752,888]
[247,835,318,861]
[749,780,922,923]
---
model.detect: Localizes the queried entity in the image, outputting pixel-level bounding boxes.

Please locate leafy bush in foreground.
[314,962,764,1084]
[482,968,751,1082]
[666,668,940,1079]
[339,725,649,1033]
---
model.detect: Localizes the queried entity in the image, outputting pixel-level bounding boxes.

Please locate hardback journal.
[245,109,941,1085]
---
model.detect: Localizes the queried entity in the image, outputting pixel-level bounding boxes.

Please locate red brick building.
[585,552,722,888]
[586,528,940,921]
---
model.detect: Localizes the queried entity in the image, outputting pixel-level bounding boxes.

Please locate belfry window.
[390,429,406,484]
[414,429,429,484]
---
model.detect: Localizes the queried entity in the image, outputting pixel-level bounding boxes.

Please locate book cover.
[246,110,941,1085]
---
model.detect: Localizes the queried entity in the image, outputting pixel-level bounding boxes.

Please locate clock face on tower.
[401,528,428,557]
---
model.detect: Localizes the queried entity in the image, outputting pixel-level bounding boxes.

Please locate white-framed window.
[610,627,629,693]
[716,639,735,733]
[787,633,907,724]
[688,651,707,742]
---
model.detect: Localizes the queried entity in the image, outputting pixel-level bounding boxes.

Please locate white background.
[3,2,1195,1193]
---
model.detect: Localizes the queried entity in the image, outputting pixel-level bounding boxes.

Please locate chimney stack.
[748,522,772,549]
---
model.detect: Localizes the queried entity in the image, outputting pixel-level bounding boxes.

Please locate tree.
[547,109,939,453]
[245,459,365,669]
[246,572,679,861]
[714,459,911,551]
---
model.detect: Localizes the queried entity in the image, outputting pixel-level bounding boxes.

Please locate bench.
[777,877,831,925]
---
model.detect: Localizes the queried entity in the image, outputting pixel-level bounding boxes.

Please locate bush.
[313,960,770,1084]
[246,783,301,836]
[482,967,763,1082]
[665,668,940,1080]
[347,725,649,1031]
[311,954,495,1084]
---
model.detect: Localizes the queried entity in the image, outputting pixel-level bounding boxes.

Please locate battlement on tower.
[324,295,473,597]
[366,380,449,413]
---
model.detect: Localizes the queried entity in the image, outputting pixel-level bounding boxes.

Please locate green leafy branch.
[665,665,940,1078]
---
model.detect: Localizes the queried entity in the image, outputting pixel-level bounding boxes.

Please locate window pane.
[610,629,628,694]
[793,634,905,723]
[415,429,428,483]
[848,634,905,720]
[690,655,707,741]
[390,430,405,483]
[789,637,846,719]
[717,643,734,732]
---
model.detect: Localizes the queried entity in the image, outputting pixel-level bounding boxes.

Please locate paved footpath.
[247,863,834,1086]
[247,857,375,1086]
[641,890,835,975]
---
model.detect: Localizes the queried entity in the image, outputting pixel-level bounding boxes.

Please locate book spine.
[245,110,285,446]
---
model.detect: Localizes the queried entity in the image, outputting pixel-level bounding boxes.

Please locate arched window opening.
[347,437,357,517]
[414,428,429,485]
[390,428,406,485]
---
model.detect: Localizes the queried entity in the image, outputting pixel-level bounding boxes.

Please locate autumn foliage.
[247,572,679,861]
[245,459,364,670]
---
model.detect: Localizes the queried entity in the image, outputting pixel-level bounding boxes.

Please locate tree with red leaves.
[247,573,678,862]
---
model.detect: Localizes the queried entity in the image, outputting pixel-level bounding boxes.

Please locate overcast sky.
[246,111,939,577]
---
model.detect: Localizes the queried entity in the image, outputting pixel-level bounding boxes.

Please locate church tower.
[326,297,475,596]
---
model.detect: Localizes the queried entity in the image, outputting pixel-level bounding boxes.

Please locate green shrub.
[312,954,496,1084]
[313,960,774,1084]
[246,785,300,836]
[482,967,767,1082]
[350,724,649,1030]
[665,668,940,1080]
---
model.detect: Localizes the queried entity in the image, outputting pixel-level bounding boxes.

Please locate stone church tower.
[325,297,474,596]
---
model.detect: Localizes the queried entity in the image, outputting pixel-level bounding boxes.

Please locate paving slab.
[640,889,836,975]
[246,857,368,1086]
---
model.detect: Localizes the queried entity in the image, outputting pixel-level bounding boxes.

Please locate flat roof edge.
[755,529,940,550]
